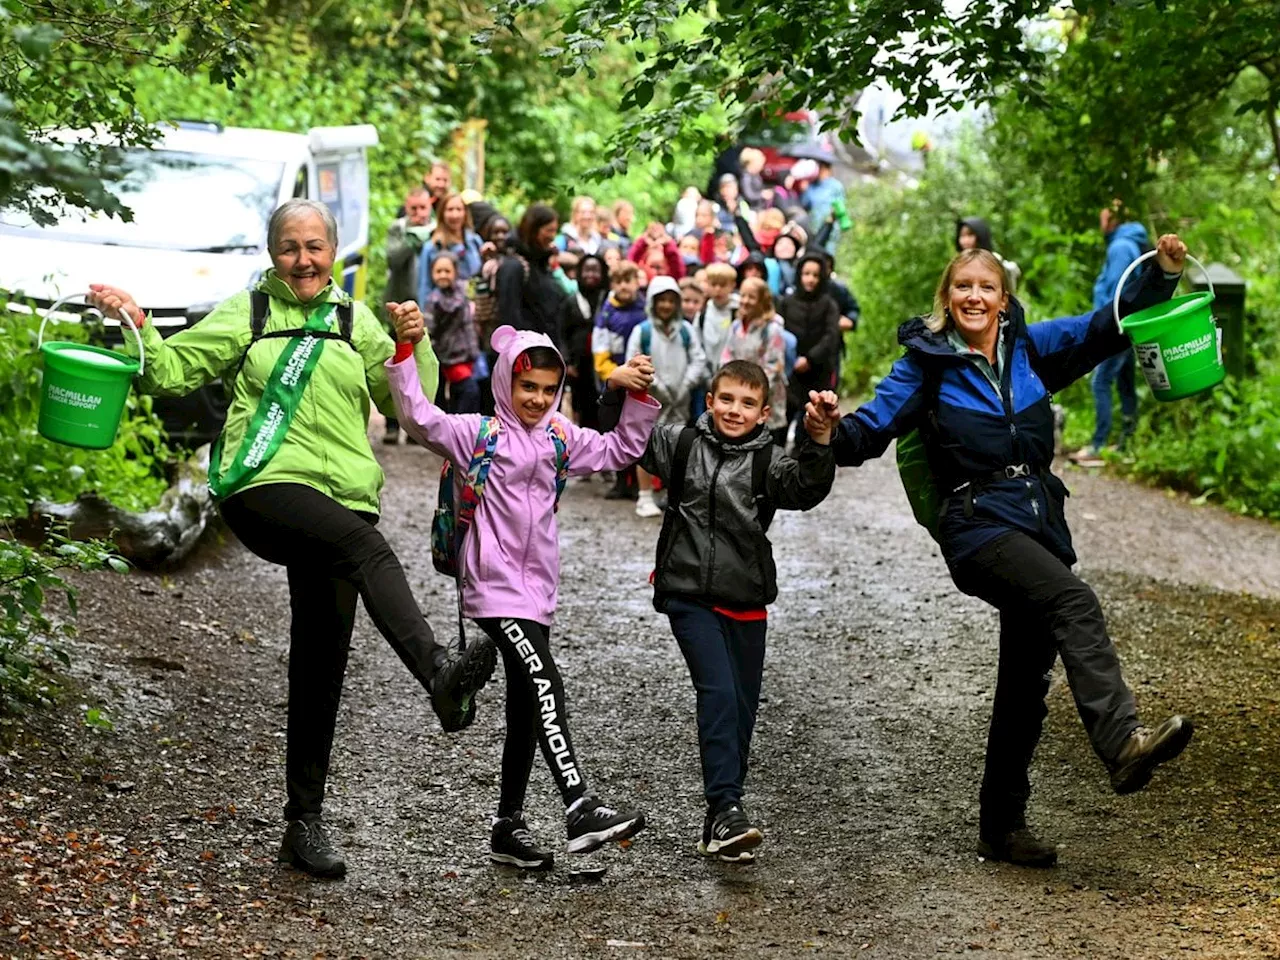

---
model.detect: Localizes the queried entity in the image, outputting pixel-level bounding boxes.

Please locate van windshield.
[0,150,283,253]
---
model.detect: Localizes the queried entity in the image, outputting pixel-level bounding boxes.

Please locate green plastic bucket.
[37,295,144,450]
[1114,251,1225,402]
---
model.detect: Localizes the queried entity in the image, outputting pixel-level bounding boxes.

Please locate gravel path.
[2,441,1277,959]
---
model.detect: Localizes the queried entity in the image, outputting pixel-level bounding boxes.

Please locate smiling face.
[536,218,560,251]
[442,197,466,234]
[511,364,562,427]
[773,235,798,261]
[652,291,680,323]
[580,259,603,290]
[947,260,1008,344]
[431,256,457,290]
[272,210,335,302]
[573,198,597,234]
[708,377,769,439]
[738,283,761,318]
[427,163,451,200]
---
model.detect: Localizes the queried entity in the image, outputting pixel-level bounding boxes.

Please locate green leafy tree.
[0,0,253,222]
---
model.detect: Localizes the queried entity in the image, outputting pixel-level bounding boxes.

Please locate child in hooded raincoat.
[385,322,661,871]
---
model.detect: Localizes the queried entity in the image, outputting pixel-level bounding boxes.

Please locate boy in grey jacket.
[640,360,838,862]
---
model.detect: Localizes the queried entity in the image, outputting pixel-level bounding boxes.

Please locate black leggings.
[477,618,588,817]
[220,483,445,821]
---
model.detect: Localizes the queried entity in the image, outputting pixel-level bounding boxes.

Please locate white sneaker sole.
[490,851,554,871]
[699,826,763,858]
[566,815,645,855]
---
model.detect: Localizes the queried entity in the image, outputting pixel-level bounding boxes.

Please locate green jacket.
[129,275,439,515]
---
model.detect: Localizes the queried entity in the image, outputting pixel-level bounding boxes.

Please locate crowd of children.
[384,165,862,516]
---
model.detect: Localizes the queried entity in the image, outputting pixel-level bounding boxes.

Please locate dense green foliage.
[0,533,124,710]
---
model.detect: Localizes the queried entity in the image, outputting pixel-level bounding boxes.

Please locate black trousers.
[220,483,444,822]
[951,531,1139,832]
[666,598,767,812]
[477,618,588,817]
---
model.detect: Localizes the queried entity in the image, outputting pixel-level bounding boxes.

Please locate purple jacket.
[387,324,661,625]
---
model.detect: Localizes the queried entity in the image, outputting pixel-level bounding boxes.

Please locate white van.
[0,121,379,443]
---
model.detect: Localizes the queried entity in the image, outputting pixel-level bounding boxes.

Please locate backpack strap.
[545,418,571,511]
[456,417,502,534]
[654,426,698,575]
[751,443,776,531]
[250,290,270,338]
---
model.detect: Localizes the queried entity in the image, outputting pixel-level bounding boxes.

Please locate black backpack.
[655,426,775,570]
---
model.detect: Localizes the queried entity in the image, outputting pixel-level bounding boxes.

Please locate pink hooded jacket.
[386,324,661,625]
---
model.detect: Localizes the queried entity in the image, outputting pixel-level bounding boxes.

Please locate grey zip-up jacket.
[641,414,835,609]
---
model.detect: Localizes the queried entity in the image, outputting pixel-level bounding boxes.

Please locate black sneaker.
[603,477,632,500]
[278,818,346,879]
[697,808,757,863]
[382,425,400,445]
[430,637,498,733]
[565,796,645,854]
[1109,716,1195,794]
[698,804,763,860]
[977,826,1058,868]
[490,813,554,871]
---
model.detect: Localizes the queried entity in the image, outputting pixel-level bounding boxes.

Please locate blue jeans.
[1090,347,1137,449]
[666,598,767,811]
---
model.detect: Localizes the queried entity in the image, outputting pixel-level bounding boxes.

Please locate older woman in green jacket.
[87,199,495,880]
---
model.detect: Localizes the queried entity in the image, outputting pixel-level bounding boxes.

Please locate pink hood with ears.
[384,325,662,625]
[489,324,565,431]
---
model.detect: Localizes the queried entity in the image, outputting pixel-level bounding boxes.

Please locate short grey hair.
[268,199,338,251]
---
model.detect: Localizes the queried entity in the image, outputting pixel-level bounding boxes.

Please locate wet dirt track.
[2,437,1279,959]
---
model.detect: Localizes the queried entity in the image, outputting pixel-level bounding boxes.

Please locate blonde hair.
[739,147,765,173]
[739,276,774,321]
[928,249,1010,333]
[704,262,737,286]
[757,208,786,232]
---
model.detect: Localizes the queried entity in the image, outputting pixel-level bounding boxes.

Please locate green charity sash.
[208,303,336,499]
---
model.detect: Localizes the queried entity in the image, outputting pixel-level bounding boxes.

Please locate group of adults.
[79,159,1194,877]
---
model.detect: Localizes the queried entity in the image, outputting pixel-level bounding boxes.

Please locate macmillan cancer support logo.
[48,385,104,411]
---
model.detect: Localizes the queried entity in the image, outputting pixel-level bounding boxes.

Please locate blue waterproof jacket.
[1092,221,1150,312]
[831,263,1179,570]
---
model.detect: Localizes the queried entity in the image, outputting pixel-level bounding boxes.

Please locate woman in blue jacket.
[811,235,1195,868]
[418,193,484,302]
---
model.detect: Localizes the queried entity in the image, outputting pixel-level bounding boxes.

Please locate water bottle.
[832,195,853,232]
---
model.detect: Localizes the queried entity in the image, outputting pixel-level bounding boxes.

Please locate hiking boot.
[698,804,763,860]
[382,424,400,445]
[1109,716,1195,795]
[278,818,346,879]
[565,796,645,854]
[977,826,1057,868]
[430,638,498,733]
[635,492,662,518]
[490,813,554,871]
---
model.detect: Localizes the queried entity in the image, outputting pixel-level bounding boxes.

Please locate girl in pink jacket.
[386,323,661,871]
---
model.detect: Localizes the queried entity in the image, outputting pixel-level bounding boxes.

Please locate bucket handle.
[1113,250,1212,334]
[38,293,145,376]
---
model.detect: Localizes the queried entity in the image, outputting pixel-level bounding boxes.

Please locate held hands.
[607,354,655,393]
[1155,234,1188,274]
[86,284,145,326]
[803,390,841,446]
[387,301,425,343]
